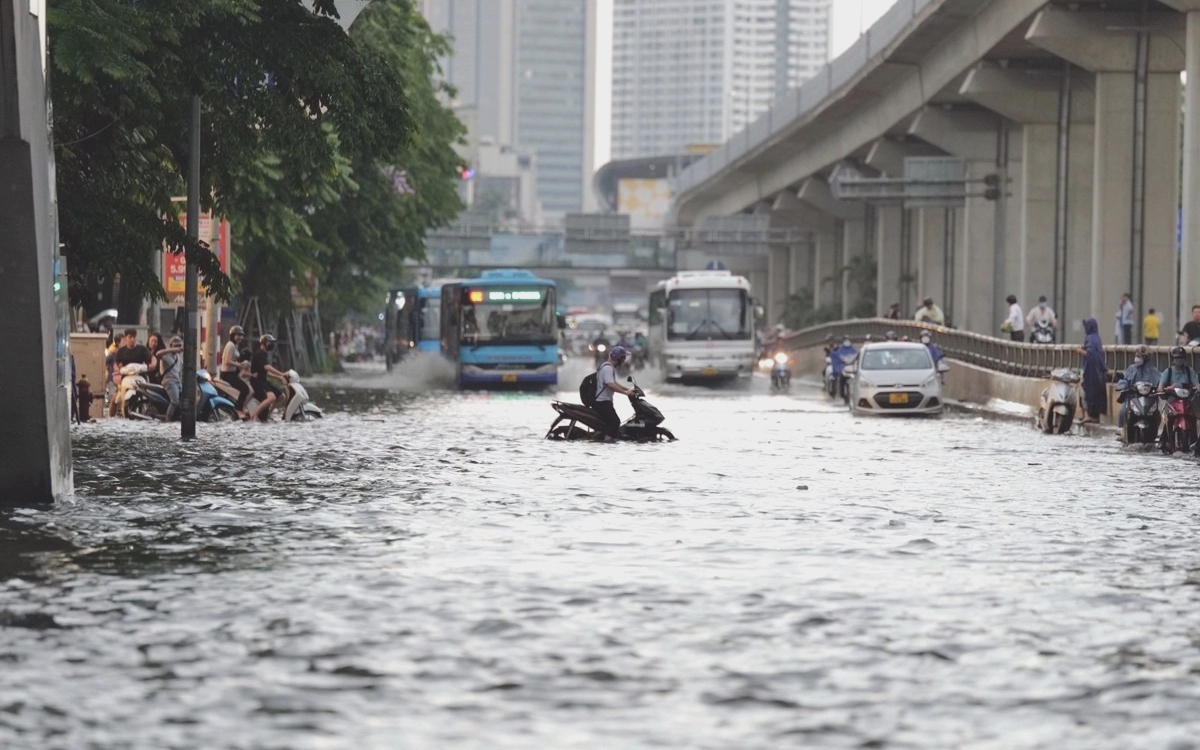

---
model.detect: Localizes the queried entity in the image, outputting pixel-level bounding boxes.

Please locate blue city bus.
[384,282,457,370]
[440,269,559,388]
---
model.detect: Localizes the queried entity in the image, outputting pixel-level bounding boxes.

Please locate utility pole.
[182,93,200,440]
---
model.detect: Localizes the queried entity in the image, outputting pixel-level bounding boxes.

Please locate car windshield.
[667,289,750,341]
[860,347,933,371]
[460,285,556,345]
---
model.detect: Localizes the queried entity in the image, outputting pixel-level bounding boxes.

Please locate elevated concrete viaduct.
[1,0,70,504]
[673,0,1198,343]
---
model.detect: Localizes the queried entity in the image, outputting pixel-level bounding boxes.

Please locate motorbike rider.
[220,325,251,418]
[920,331,943,364]
[1118,345,1161,428]
[823,333,836,355]
[1026,296,1058,342]
[250,334,288,422]
[830,335,858,400]
[594,345,635,442]
[109,328,157,416]
[1179,305,1200,345]
[590,330,612,366]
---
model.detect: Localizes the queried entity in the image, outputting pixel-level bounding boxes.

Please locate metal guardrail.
[784,318,1179,382]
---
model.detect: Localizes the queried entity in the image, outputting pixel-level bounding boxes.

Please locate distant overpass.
[672,0,1200,341]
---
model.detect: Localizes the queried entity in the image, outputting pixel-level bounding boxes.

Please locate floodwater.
[3,359,1200,749]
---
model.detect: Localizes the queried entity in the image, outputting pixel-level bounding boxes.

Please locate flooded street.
[3,361,1200,748]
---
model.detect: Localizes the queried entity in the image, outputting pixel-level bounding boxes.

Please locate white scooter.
[1036,368,1080,434]
[115,363,149,418]
[244,370,323,422]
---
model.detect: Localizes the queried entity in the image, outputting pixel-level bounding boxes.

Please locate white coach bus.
[647,270,758,383]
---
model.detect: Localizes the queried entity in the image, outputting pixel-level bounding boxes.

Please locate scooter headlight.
[1136,382,1153,395]
[774,352,788,365]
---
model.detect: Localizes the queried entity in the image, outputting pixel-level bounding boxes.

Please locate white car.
[848,342,946,416]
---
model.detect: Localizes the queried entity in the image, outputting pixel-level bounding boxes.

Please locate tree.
[50,0,456,321]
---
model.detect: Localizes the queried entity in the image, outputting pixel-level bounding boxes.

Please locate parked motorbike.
[1030,320,1056,345]
[1116,379,1160,446]
[197,369,239,422]
[1036,368,1080,434]
[770,352,792,393]
[1160,384,1197,455]
[546,376,675,442]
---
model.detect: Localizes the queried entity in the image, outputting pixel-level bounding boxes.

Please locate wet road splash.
[3,364,1200,748]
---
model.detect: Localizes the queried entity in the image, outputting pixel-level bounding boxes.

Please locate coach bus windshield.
[667,288,750,341]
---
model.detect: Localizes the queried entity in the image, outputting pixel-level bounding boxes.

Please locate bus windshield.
[418,299,440,342]
[667,289,750,341]
[460,285,556,344]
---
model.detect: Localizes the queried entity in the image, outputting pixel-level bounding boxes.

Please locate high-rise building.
[611,0,832,161]
[419,0,596,217]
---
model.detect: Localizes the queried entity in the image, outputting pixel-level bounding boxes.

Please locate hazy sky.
[594,0,899,168]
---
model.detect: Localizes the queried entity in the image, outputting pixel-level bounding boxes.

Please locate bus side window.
[649,289,665,326]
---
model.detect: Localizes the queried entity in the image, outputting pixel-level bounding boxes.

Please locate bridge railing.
[783,319,1177,382]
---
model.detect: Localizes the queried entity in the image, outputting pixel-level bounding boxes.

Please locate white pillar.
[1183,11,1200,324]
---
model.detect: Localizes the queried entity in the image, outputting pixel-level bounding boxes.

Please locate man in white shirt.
[1004,294,1025,342]
[914,297,945,326]
[1026,295,1058,342]
[594,345,634,442]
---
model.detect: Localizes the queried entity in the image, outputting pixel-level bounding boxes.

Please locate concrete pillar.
[0,0,72,504]
[875,205,903,318]
[1027,6,1186,338]
[812,231,837,310]
[841,218,867,318]
[1176,7,1200,327]
[767,245,790,324]
[915,208,945,316]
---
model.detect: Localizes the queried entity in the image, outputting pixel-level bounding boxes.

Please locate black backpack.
[579,371,598,407]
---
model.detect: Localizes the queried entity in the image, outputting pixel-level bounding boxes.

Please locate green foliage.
[843,255,877,319]
[50,0,463,322]
[781,288,840,331]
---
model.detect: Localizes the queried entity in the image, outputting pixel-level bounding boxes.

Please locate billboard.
[617,178,672,230]
[163,212,230,297]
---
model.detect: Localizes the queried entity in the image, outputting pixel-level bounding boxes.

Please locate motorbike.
[197,369,240,422]
[546,376,676,442]
[1159,384,1197,455]
[1036,368,1080,434]
[115,363,151,419]
[834,352,858,404]
[1116,379,1161,446]
[770,351,792,393]
[823,354,836,397]
[589,340,611,368]
[243,370,324,422]
[1030,320,1055,345]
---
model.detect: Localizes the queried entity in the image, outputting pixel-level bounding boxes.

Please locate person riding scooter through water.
[1159,347,1199,439]
[594,345,635,442]
[920,331,943,364]
[250,334,289,422]
[590,330,612,367]
[1118,345,1161,428]
[830,335,858,402]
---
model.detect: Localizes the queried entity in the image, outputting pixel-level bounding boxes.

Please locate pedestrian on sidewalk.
[1143,308,1161,345]
[1116,293,1134,345]
[1001,295,1025,342]
[1077,317,1108,424]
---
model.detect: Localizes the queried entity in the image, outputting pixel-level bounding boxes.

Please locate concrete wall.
[0,0,71,504]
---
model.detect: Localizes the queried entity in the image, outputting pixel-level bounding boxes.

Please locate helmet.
[825,333,835,342]
[885,330,898,341]
[1171,346,1186,360]
[609,345,628,362]
[261,334,277,351]
[919,331,931,342]
[229,325,245,338]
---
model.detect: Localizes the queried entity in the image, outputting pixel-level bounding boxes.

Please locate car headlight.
[921,376,937,388]
[858,380,875,389]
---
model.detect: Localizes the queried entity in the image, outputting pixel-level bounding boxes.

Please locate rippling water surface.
[3,361,1200,749]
